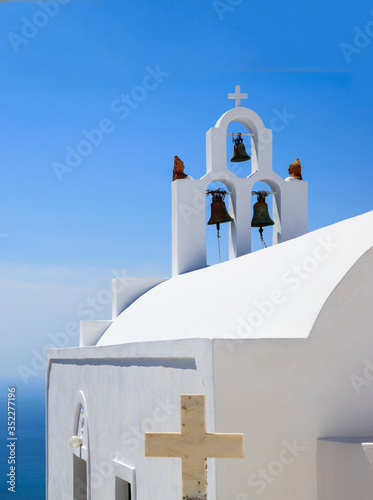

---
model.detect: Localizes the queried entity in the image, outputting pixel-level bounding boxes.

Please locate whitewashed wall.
[46,339,215,500]
[213,247,373,500]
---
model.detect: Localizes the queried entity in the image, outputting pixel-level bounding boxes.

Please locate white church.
[46,86,373,500]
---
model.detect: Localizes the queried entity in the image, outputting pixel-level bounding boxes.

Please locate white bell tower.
[172,86,308,276]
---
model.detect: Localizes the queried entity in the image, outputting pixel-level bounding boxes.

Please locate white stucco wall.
[212,247,373,500]
[46,339,215,500]
[317,438,373,500]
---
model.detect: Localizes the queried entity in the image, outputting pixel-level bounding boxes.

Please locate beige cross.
[145,394,244,499]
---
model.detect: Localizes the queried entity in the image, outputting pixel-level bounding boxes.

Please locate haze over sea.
[0,378,45,499]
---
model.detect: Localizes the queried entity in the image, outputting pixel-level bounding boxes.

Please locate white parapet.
[79,278,168,347]
[112,277,168,319]
[80,320,113,347]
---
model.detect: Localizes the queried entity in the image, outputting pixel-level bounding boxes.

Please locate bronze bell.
[231,133,250,162]
[251,191,274,228]
[251,201,274,227]
[207,189,234,230]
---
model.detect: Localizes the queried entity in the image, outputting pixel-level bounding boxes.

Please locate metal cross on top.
[145,394,244,500]
[228,85,248,107]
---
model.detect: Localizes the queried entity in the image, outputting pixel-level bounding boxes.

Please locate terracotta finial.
[288,158,303,180]
[173,155,188,181]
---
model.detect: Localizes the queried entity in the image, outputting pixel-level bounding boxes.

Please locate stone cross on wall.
[145,394,244,500]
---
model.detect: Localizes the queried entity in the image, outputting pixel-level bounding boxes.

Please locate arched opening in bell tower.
[251,180,278,252]
[226,121,252,178]
[205,180,234,265]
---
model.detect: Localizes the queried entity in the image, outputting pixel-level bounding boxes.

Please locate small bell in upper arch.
[230,133,251,162]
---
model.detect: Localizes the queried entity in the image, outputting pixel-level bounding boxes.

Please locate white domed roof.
[97,211,373,346]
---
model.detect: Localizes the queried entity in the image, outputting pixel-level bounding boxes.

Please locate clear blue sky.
[1,0,373,380]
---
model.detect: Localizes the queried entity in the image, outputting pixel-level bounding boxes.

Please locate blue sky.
[1,0,373,380]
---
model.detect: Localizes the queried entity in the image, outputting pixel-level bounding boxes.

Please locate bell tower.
[172,86,308,276]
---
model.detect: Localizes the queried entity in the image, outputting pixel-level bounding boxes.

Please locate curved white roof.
[98,211,373,346]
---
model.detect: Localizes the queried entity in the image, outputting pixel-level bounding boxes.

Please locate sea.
[0,378,45,499]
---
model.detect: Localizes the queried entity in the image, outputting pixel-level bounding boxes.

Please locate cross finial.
[145,394,243,499]
[228,85,248,107]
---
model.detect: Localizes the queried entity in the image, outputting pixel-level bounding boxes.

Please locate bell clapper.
[216,222,222,262]
[258,225,267,249]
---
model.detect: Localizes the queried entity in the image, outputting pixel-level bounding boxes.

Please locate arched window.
[71,393,90,500]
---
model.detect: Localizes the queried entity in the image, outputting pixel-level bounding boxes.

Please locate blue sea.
[0,378,45,499]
